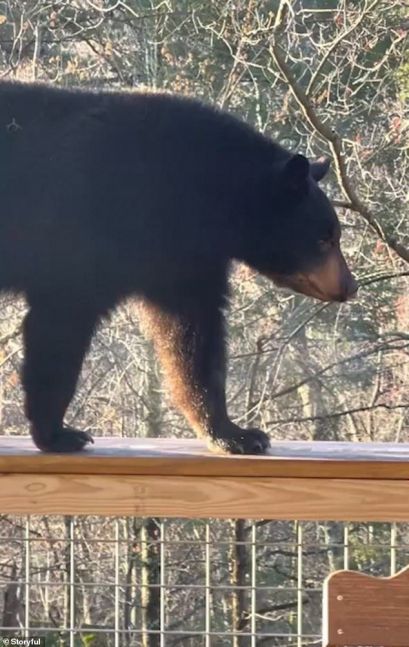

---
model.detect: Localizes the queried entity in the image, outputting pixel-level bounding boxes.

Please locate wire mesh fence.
[0,516,408,646]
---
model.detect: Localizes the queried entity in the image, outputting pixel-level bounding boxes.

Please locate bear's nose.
[337,273,358,302]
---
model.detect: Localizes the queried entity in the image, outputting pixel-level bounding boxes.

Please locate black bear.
[0,81,357,454]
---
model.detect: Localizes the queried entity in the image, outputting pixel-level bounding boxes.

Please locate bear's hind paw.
[208,427,270,455]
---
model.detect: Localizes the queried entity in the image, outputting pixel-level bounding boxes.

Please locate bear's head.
[241,154,357,303]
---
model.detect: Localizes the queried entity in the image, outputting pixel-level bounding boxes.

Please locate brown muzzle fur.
[272,247,358,303]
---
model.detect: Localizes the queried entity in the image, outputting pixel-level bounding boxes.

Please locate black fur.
[0,81,352,454]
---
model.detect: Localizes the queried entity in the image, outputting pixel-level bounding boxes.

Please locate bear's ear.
[310,157,330,182]
[282,154,310,190]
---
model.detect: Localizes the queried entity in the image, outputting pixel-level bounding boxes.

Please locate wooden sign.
[323,565,409,646]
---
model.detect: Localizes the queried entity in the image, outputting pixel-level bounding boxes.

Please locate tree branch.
[267,402,409,426]
[270,1,409,264]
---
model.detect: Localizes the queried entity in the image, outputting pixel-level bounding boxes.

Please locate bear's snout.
[271,247,358,303]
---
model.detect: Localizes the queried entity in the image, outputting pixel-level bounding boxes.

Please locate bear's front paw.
[208,426,270,455]
[32,425,94,453]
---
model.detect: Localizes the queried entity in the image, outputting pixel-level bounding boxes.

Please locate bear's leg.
[141,298,270,455]
[22,303,98,452]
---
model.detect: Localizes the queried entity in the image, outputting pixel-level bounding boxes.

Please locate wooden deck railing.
[1,436,409,519]
[2,436,409,646]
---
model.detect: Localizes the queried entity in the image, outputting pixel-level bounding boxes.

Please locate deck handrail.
[1,436,409,519]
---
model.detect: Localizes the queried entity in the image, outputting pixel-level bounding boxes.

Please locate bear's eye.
[318,238,335,252]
